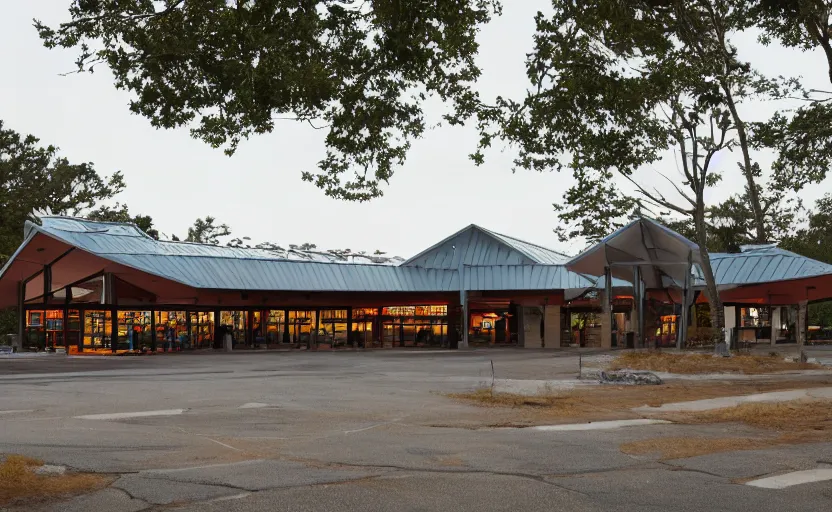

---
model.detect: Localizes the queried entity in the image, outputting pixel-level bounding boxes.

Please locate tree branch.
[622,173,692,216]
[59,0,187,29]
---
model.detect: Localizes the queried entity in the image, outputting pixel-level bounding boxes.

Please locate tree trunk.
[721,82,766,244]
[694,210,725,343]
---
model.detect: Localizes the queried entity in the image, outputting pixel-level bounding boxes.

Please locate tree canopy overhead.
[36,0,501,201]
[752,0,832,83]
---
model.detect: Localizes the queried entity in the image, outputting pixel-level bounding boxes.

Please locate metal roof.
[567,217,701,289]
[106,254,457,292]
[401,224,569,269]
[477,227,571,265]
[706,247,832,287]
[463,265,595,291]
[25,217,456,292]
[27,216,404,265]
[7,215,830,295]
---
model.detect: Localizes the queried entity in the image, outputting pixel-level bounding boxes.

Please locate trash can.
[223,333,233,352]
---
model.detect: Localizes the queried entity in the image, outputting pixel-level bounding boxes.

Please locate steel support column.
[604,266,613,349]
[16,281,25,352]
[458,261,468,349]
[677,253,692,350]
[633,266,643,348]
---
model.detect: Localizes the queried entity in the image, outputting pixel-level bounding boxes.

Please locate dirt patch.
[434,456,466,467]
[0,454,112,508]
[608,352,824,375]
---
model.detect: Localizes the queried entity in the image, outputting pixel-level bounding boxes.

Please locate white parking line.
[746,469,832,489]
[0,409,35,415]
[531,419,672,431]
[74,409,187,420]
[238,402,269,409]
[203,437,242,452]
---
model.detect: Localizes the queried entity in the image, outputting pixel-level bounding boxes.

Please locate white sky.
[2,2,829,259]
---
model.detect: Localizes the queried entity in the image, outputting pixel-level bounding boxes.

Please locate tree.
[0,120,124,265]
[255,241,285,252]
[0,120,122,335]
[227,237,252,248]
[752,0,832,83]
[780,194,832,328]
[36,0,501,201]
[780,194,832,263]
[184,216,231,245]
[87,203,160,239]
[465,1,824,338]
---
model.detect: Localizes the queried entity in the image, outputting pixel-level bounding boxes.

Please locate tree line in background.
[2,0,832,339]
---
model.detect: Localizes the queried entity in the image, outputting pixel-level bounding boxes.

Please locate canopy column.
[601,267,612,349]
[458,261,468,349]
[676,253,692,350]
[15,281,24,352]
[633,266,643,348]
[797,300,808,359]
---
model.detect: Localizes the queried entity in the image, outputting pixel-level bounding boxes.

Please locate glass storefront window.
[189,311,214,349]
[469,312,501,345]
[220,311,247,347]
[288,310,317,345]
[740,307,770,328]
[25,310,71,351]
[320,309,348,347]
[117,311,153,351]
[84,310,112,350]
[351,308,377,348]
[658,315,677,336]
[430,321,448,346]
[381,305,448,348]
[156,311,188,351]
[66,310,81,350]
[251,311,262,345]
[265,310,286,345]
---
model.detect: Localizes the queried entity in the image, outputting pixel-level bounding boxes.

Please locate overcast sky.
[2,2,830,259]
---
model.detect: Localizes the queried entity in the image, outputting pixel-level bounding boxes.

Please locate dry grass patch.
[622,399,832,460]
[609,352,824,375]
[447,388,586,411]
[679,399,832,432]
[620,436,783,460]
[446,380,832,427]
[0,454,112,507]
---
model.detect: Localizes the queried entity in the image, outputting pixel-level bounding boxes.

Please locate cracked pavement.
[1,350,831,511]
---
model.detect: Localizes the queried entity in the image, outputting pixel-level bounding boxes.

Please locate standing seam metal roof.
[401,224,570,268]
[477,227,571,265]
[11,216,832,294]
[25,217,458,292]
[707,248,832,286]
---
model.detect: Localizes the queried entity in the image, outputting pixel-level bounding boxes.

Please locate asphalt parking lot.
[1,350,831,511]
